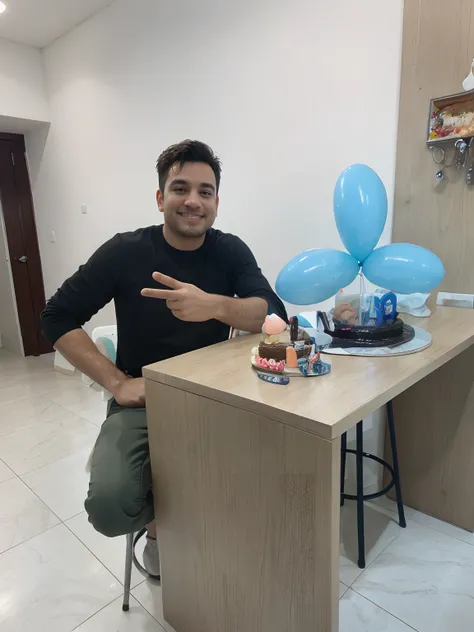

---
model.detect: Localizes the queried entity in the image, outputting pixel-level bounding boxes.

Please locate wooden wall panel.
[393,0,474,292]
[388,3,474,530]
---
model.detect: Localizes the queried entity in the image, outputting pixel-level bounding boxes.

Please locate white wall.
[33,0,404,489]
[36,0,404,322]
[0,201,23,355]
[0,38,49,123]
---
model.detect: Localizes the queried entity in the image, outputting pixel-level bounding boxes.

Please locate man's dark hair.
[156,140,222,193]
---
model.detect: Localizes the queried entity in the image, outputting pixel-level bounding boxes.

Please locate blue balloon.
[276,249,360,305]
[334,164,388,263]
[363,243,445,294]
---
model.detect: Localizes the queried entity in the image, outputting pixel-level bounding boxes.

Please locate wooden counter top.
[144,307,474,439]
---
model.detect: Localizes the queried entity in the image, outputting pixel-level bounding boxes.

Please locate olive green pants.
[84,400,155,537]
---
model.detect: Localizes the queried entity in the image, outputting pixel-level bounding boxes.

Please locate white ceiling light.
[0,3,7,15]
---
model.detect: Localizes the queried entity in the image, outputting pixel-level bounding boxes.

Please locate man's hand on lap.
[112,377,146,407]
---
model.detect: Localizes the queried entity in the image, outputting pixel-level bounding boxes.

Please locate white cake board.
[322,326,432,357]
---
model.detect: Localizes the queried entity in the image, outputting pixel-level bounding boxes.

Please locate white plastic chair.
[91,325,118,401]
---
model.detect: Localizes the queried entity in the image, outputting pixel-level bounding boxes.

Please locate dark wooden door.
[0,133,52,356]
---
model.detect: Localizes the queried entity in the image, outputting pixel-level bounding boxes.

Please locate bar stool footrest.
[341,450,396,502]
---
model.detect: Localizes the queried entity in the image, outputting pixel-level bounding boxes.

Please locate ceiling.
[0,0,117,48]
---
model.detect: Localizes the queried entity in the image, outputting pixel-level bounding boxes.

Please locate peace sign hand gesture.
[142,272,221,323]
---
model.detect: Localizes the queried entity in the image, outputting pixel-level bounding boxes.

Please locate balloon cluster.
[276,164,445,305]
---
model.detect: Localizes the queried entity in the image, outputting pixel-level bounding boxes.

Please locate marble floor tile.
[75,596,164,631]
[0,350,55,377]
[340,553,365,587]
[340,589,416,631]
[75,400,107,427]
[0,459,14,484]
[340,499,404,586]
[132,582,175,632]
[0,379,56,406]
[21,448,92,520]
[0,411,99,475]
[66,511,146,588]
[0,366,67,384]
[0,396,69,437]
[0,477,59,553]
[340,582,349,598]
[0,371,75,405]
[354,522,474,631]
[374,495,418,521]
[49,381,107,426]
[0,523,121,632]
[379,495,474,548]
[408,508,474,548]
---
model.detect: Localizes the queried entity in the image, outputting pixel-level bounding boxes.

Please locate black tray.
[327,324,415,349]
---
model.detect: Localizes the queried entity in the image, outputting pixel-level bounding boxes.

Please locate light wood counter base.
[146,383,340,632]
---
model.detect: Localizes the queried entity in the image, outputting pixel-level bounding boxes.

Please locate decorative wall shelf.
[427,89,474,146]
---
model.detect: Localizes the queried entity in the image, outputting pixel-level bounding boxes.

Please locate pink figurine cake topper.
[262,314,287,336]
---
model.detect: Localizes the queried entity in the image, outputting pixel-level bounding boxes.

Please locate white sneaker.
[143,537,160,579]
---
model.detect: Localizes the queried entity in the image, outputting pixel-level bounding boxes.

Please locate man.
[41,139,287,578]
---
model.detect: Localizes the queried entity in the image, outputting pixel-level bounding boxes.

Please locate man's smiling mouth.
[178,211,204,219]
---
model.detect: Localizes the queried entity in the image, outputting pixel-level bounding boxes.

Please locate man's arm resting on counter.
[54,329,145,407]
[214,295,268,334]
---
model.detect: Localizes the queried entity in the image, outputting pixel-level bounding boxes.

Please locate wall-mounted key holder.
[429,140,474,183]
[430,145,454,182]
[455,138,469,168]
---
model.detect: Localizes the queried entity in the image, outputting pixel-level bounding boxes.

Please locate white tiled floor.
[1,347,474,631]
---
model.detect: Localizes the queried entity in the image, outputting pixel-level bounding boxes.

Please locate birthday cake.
[252,315,325,374]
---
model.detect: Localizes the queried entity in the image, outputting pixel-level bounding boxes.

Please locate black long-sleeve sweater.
[41,225,287,378]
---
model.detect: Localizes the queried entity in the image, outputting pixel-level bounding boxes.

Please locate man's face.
[157,161,219,238]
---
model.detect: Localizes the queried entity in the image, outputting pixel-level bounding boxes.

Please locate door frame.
[0,132,52,356]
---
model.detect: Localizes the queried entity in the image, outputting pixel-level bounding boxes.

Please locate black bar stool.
[340,400,406,569]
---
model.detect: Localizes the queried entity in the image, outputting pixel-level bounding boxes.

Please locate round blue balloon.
[362,243,445,294]
[276,249,360,305]
[334,164,388,263]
